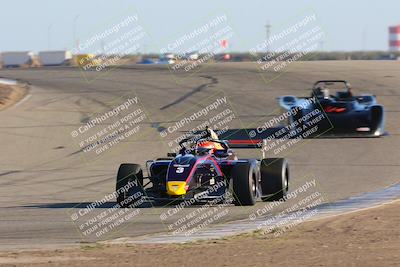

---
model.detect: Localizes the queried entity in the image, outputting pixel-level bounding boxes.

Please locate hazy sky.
[1,0,399,52]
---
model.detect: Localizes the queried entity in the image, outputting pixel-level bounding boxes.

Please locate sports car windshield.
[313,81,350,93]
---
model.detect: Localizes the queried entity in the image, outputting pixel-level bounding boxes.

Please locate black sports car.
[278,80,385,137]
[115,129,289,207]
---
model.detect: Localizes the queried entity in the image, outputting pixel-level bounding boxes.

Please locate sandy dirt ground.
[0,84,27,110]
[0,199,398,267]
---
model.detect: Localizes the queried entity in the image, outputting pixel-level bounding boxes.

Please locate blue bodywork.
[278,80,385,137]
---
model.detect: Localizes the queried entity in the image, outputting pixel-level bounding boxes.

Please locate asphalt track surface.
[0,61,399,249]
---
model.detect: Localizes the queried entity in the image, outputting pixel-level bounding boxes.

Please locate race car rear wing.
[192,127,284,149]
[220,128,283,148]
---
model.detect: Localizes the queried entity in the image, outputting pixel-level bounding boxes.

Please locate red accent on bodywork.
[184,155,223,184]
[324,106,346,113]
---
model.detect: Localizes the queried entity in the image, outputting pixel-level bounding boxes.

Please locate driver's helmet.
[197,140,224,154]
[322,88,330,99]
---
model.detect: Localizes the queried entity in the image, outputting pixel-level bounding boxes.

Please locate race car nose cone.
[166,181,187,196]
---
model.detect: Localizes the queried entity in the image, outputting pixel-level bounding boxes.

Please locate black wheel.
[116,163,144,207]
[260,158,289,201]
[370,105,385,136]
[232,162,257,206]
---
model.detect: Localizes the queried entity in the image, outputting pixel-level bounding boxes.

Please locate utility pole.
[73,15,80,51]
[47,24,53,50]
[362,26,367,51]
[265,21,271,54]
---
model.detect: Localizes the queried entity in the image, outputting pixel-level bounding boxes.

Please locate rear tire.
[116,164,144,207]
[260,158,289,201]
[232,162,257,206]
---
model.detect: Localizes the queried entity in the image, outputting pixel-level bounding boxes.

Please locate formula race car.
[278,80,385,137]
[116,128,289,207]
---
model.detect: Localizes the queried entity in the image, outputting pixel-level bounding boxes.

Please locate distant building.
[0,51,33,67]
[38,51,72,66]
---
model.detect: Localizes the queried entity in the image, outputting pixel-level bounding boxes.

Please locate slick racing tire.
[116,163,144,208]
[232,162,257,206]
[260,158,289,201]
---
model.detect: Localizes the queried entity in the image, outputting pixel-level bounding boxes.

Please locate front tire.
[370,105,385,136]
[260,158,289,201]
[232,162,257,206]
[116,163,144,207]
